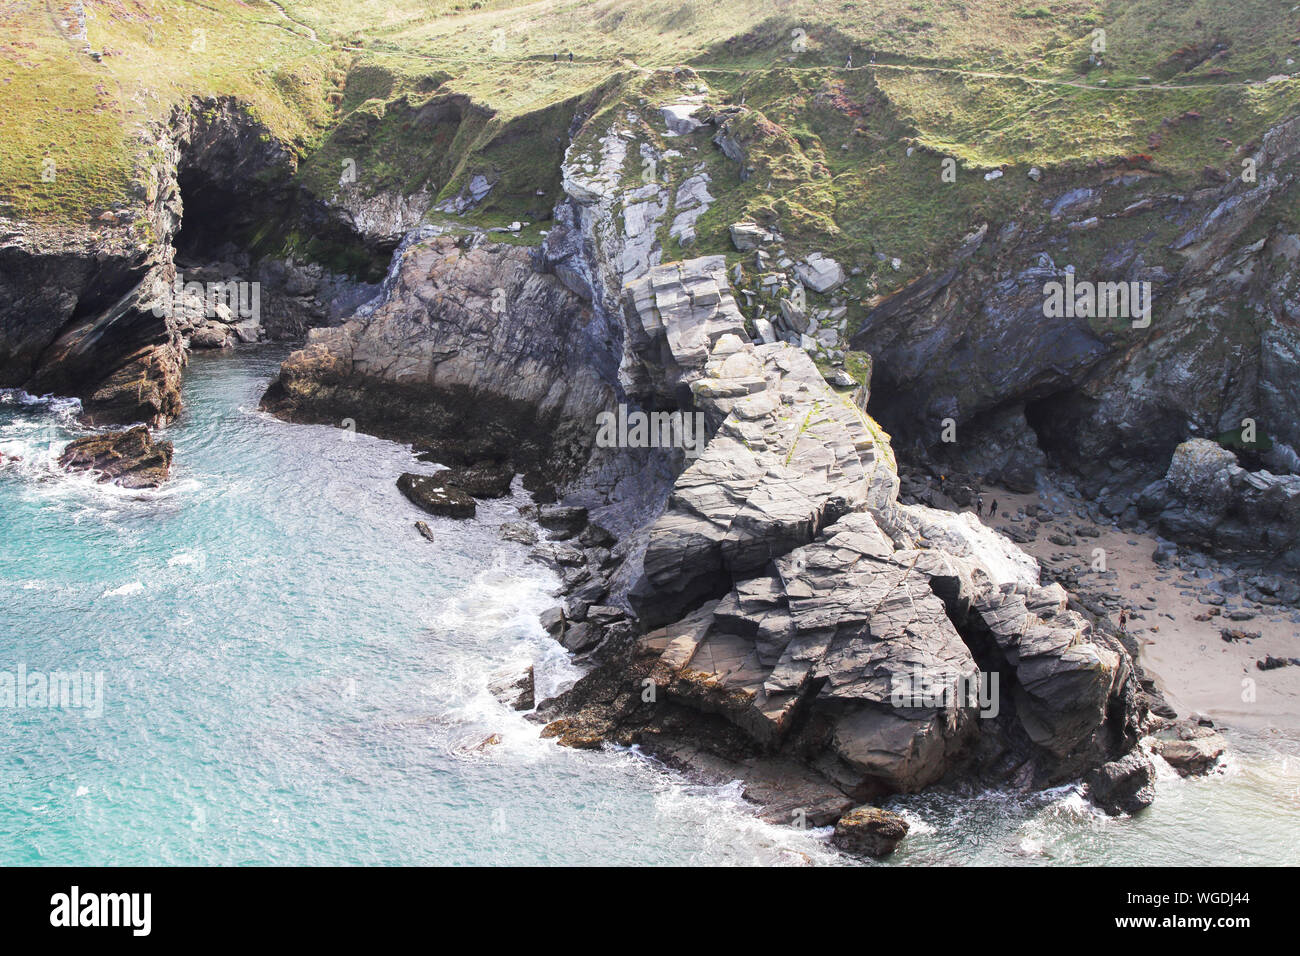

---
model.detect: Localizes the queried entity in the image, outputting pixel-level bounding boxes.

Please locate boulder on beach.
[58,426,173,488]
[1150,720,1227,776]
[396,473,476,518]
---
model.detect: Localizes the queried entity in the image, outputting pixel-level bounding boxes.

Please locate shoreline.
[968,482,1300,739]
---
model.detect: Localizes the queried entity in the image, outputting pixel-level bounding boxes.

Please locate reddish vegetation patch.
[814,81,876,119]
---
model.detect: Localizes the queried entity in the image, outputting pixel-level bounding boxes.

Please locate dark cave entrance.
[173,164,393,284]
[173,166,262,262]
[1022,389,1098,472]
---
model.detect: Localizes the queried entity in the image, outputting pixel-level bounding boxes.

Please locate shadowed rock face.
[1,96,378,428]
[853,115,1300,502]
[1,214,183,427]
[58,426,173,488]
[262,233,615,483]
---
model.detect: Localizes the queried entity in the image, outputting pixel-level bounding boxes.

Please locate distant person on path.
[976,494,984,516]
[845,54,852,68]
[568,51,573,62]
[989,499,998,518]
[1118,608,1129,632]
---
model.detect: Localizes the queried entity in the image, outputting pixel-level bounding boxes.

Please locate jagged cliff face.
[0,99,269,424]
[854,116,1300,500]
[255,196,1147,801]
[263,232,615,484]
[246,74,1158,806]
[0,96,385,426]
[0,122,183,425]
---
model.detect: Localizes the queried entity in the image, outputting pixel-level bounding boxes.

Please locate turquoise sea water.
[2,347,1298,866]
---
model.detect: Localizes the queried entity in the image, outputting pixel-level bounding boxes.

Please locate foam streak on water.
[2,348,1298,865]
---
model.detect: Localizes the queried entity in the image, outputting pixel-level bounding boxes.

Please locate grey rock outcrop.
[1084,750,1157,815]
[794,253,845,294]
[1139,438,1300,565]
[264,233,614,483]
[540,255,1145,815]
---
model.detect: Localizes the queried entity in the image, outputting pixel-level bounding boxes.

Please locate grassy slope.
[4,0,1298,285]
[1,0,346,225]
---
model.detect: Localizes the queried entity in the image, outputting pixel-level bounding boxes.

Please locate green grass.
[4,0,1299,287]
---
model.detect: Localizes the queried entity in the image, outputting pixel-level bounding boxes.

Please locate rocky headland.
[8,7,1300,858]
[257,234,1163,850]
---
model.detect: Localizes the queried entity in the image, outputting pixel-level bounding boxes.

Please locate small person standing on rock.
[976,494,984,516]
[1119,608,1129,632]
[989,498,998,519]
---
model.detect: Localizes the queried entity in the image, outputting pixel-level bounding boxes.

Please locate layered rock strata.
[536,256,1147,818]
[263,232,614,485]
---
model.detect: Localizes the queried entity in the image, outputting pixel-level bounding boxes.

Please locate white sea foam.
[102,582,145,598]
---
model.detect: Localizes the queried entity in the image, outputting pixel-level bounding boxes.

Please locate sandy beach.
[966,484,1300,739]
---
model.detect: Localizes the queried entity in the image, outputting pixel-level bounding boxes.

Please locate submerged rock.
[499,521,539,545]
[58,426,173,488]
[831,806,910,858]
[488,666,535,711]
[396,473,475,519]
